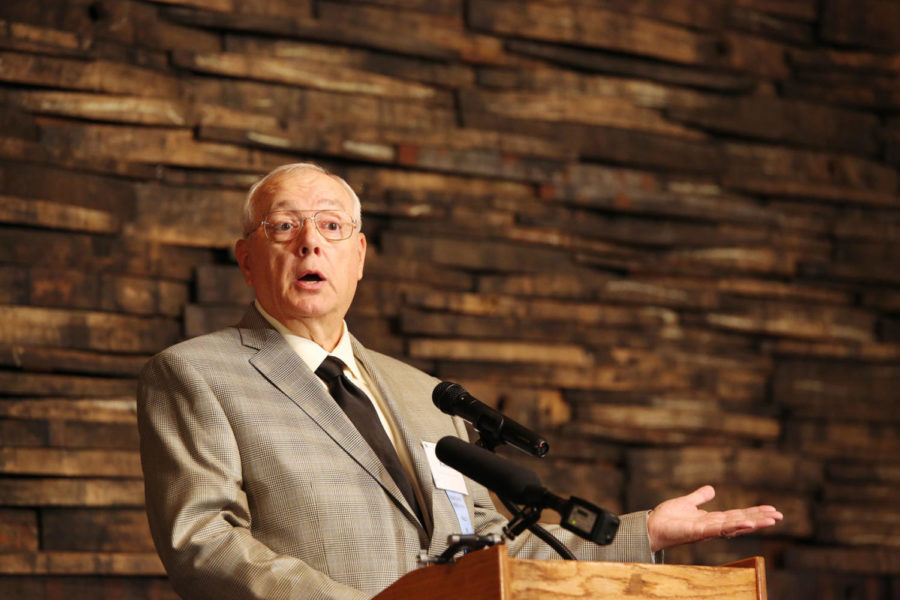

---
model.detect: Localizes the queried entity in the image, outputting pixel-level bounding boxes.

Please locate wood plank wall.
[0,0,898,598]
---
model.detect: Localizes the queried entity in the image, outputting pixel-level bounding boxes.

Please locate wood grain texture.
[0,551,163,575]
[509,558,760,599]
[375,545,765,599]
[0,0,898,597]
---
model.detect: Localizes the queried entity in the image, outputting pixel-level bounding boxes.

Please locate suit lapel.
[236,307,419,527]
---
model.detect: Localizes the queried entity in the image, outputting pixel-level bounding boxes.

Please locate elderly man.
[138,163,782,600]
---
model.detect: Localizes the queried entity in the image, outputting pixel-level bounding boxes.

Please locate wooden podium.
[375,545,766,600]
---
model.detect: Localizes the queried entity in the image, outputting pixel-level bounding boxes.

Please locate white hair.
[241,162,362,237]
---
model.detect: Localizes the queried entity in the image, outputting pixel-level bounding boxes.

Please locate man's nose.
[293,217,322,255]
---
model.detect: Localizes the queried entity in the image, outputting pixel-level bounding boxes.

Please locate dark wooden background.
[0,0,898,598]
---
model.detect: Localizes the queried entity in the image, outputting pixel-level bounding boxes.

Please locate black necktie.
[315,356,423,525]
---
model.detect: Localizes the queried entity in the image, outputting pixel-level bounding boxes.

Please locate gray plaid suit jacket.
[138,306,654,600]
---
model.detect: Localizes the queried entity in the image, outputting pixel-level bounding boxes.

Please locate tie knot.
[315,355,345,383]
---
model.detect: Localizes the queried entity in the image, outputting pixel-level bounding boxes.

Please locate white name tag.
[422,440,468,495]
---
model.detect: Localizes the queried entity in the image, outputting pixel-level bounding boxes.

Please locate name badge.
[422,441,468,495]
[422,440,473,535]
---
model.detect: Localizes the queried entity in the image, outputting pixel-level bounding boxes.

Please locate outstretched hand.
[647,485,783,552]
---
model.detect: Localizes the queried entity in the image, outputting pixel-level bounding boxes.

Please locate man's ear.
[357,232,367,281]
[235,238,253,286]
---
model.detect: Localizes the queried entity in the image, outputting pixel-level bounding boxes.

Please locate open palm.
[647,485,783,552]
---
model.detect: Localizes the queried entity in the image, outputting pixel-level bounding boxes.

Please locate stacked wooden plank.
[0,0,898,598]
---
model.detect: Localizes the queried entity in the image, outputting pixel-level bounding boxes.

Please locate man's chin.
[282,300,335,322]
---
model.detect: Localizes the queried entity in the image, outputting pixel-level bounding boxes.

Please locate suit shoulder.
[141,327,243,374]
[155,326,241,356]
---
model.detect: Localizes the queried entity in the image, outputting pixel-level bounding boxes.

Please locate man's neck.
[254,300,343,352]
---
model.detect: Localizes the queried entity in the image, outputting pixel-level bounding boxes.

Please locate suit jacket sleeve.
[138,349,370,600]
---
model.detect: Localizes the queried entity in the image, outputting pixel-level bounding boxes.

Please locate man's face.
[235,169,366,342]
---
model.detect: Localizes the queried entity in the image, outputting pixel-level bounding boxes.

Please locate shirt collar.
[254,300,361,378]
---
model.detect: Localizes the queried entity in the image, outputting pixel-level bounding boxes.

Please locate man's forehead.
[269,196,346,211]
[260,171,352,211]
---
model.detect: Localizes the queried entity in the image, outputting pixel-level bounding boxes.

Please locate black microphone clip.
[553,495,620,547]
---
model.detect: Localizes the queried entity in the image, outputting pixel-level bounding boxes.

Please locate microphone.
[435,435,543,504]
[435,436,619,546]
[432,382,549,457]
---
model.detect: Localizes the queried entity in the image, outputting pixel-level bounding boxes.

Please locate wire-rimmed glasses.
[254,210,359,242]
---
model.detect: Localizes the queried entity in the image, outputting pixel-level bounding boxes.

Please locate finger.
[750,508,783,521]
[720,506,782,521]
[740,505,781,516]
[720,515,780,536]
[720,526,754,539]
[722,517,777,535]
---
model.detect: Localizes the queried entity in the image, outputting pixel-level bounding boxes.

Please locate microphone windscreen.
[432,381,466,414]
[435,436,542,504]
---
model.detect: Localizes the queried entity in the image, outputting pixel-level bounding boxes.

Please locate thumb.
[684,485,716,507]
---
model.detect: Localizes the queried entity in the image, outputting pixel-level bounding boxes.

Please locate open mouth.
[297,271,324,283]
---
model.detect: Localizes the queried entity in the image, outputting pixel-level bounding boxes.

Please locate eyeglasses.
[253,210,359,242]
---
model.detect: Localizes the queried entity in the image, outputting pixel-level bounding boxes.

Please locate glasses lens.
[315,211,354,240]
[264,212,299,241]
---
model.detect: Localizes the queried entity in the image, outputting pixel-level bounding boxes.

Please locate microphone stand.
[497,494,577,560]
